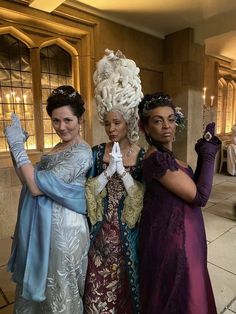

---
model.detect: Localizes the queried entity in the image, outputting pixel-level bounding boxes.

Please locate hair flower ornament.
[175,106,186,131]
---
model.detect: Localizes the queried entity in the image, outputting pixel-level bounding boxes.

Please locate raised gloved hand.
[106,142,122,177]
[195,122,221,158]
[116,142,135,194]
[22,129,30,143]
[192,122,221,207]
[4,113,31,168]
[115,142,125,176]
[94,142,122,195]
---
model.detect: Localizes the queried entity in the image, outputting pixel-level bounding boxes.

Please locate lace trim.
[85,177,107,226]
[122,181,144,229]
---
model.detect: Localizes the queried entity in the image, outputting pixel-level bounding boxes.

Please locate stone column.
[163,28,205,168]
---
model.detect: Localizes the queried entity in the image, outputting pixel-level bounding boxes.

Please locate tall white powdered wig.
[93,48,143,144]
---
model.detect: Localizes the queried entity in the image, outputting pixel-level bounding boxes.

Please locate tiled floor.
[204,173,236,314]
[0,173,235,314]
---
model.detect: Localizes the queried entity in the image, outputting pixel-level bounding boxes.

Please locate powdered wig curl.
[93,49,143,144]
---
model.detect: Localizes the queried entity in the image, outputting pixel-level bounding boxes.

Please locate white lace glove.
[95,142,122,195]
[116,142,135,194]
[4,113,31,168]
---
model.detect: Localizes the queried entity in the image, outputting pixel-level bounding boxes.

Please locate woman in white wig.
[84,49,145,313]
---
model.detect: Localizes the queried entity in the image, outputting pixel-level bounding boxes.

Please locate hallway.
[0,173,235,313]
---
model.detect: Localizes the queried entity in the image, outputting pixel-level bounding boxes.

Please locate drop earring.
[147,133,155,145]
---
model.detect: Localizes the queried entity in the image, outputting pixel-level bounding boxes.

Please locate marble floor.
[0,173,235,313]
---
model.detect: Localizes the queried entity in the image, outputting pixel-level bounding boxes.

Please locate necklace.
[123,145,134,160]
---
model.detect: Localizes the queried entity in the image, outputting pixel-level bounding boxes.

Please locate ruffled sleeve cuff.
[121,180,144,229]
[85,177,106,226]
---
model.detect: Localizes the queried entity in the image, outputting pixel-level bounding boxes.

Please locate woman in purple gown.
[138,92,220,314]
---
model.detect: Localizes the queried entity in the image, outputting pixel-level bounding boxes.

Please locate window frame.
[217,76,236,136]
[0,20,94,168]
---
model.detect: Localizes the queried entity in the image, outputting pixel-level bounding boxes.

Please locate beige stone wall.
[0,168,21,239]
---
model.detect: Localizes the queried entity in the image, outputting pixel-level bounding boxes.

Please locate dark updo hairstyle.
[46,85,85,119]
[138,91,176,154]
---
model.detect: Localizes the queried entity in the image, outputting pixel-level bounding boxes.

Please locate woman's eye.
[154,119,163,125]
[169,118,176,123]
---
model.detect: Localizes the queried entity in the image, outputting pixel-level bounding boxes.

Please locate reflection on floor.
[0,173,235,314]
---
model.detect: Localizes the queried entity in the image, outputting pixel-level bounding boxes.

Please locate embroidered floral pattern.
[14,143,92,314]
[84,144,145,313]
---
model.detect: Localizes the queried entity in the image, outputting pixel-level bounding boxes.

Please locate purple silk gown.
[139,152,217,314]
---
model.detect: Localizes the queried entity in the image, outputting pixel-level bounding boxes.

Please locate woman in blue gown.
[4,85,93,313]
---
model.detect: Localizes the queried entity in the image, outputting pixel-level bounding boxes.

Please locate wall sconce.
[202,87,215,107]
[202,87,215,130]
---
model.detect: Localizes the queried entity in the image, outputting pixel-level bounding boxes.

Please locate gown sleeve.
[121,180,144,228]
[143,151,179,183]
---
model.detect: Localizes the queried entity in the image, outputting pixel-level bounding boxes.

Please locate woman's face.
[145,106,176,147]
[51,105,80,143]
[104,111,128,143]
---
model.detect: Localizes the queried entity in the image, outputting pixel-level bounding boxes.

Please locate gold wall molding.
[0,25,36,47]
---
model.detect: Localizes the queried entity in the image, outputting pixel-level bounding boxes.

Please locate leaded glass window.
[0,34,35,152]
[40,45,72,148]
[217,77,236,135]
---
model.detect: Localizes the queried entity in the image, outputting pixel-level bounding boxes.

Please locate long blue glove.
[4,113,31,168]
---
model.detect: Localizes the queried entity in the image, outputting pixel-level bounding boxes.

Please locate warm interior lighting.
[0,91,36,151]
[202,87,215,130]
[210,95,215,106]
[202,87,215,107]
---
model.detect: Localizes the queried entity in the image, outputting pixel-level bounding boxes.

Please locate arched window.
[217,77,236,135]
[226,82,234,133]
[0,34,35,151]
[0,29,81,154]
[217,79,224,134]
[40,45,72,148]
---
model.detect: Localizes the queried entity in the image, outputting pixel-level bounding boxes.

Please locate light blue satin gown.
[11,142,93,314]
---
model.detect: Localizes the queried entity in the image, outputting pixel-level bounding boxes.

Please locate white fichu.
[93,48,143,144]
